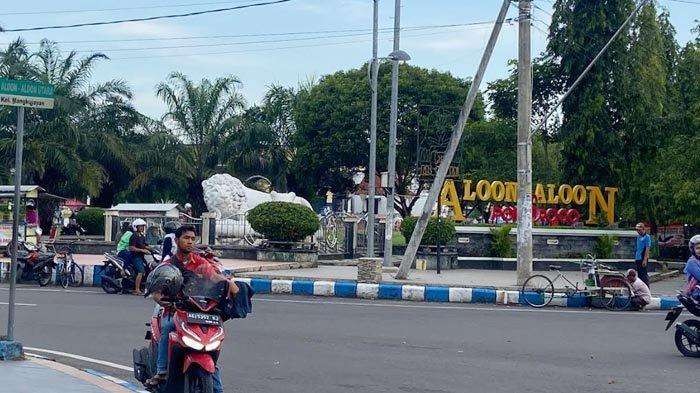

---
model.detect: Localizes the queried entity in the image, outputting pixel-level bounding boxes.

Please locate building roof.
[108,203,179,212]
[0,185,45,193]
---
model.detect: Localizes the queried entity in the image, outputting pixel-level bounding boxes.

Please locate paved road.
[0,284,698,393]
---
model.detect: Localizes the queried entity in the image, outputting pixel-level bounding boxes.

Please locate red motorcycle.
[133,276,228,393]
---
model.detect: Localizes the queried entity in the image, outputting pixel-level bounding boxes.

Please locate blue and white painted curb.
[234,276,681,311]
[0,262,681,310]
[84,369,148,393]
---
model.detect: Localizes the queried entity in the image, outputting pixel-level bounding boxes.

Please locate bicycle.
[520,254,634,310]
[54,242,84,288]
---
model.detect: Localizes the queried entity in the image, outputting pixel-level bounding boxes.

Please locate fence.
[354,215,386,257]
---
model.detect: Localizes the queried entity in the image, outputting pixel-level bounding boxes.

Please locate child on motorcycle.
[683,235,700,302]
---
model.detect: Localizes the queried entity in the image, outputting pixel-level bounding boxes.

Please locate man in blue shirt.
[634,222,651,286]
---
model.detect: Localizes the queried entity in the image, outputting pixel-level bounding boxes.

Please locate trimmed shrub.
[490,225,514,258]
[248,202,320,242]
[400,216,456,246]
[594,235,617,259]
[75,208,104,235]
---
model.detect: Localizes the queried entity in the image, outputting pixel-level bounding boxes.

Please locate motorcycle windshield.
[182,276,228,304]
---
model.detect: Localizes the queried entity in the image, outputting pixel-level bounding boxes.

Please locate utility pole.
[396,0,511,279]
[6,107,24,342]
[516,0,533,285]
[367,0,379,258]
[383,0,401,267]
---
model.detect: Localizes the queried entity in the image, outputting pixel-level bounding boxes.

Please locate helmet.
[144,263,183,298]
[132,218,147,231]
[163,221,179,234]
[120,220,131,233]
[690,235,700,258]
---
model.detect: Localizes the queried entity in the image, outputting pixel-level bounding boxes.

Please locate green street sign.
[0,78,55,109]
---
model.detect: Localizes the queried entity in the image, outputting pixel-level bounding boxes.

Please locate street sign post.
[0,78,53,360]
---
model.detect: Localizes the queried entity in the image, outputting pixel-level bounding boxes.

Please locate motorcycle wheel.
[674,319,700,357]
[101,267,120,294]
[37,266,53,287]
[183,366,214,393]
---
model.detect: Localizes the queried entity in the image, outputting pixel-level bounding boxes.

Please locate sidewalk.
[236,265,681,295]
[0,357,137,393]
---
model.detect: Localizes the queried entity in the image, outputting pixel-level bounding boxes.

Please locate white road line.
[0,287,102,294]
[0,302,37,306]
[24,347,132,371]
[256,297,665,316]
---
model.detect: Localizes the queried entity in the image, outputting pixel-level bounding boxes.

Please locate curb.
[232,276,682,310]
[84,369,148,393]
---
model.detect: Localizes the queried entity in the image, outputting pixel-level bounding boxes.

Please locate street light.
[387,50,411,62]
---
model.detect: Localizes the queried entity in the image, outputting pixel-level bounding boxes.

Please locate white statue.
[201,174,312,242]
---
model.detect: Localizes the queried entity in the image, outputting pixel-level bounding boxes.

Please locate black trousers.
[635,259,650,287]
[630,295,649,311]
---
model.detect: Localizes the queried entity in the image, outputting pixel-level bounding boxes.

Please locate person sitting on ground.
[626,269,652,311]
[145,224,239,391]
[683,235,700,302]
[129,219,153,296]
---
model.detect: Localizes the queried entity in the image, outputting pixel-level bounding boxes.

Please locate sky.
[0,0,697,119]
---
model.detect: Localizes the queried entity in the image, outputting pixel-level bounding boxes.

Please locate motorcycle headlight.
[205,340,221,351]
[182,335,204,351]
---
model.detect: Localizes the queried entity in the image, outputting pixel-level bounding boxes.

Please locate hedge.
[247,202,320,242]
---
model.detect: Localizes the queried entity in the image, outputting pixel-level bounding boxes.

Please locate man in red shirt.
[147,225,237,391]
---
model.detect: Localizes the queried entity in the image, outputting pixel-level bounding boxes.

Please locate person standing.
[634,222,651,286]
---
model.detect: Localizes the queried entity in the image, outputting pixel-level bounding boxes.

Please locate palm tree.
[156,72,245,213]
[0,40,137,201]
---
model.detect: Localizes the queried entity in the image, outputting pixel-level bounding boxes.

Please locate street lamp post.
[383,0,407,267]
[367,0,379,258]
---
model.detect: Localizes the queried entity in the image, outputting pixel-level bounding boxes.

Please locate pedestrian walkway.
[236,265,681,295]
[0,357,134,393]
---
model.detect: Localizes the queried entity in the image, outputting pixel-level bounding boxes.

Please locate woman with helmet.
[161,221,179,261]
[683,235,700,301]
[129,218,154,295]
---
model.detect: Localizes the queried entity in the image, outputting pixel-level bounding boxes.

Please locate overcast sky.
[1,0,697,119]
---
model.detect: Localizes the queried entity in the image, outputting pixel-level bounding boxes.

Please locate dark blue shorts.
[131,255,146,274]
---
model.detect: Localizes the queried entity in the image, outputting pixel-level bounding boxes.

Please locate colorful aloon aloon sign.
[440,179,618,226]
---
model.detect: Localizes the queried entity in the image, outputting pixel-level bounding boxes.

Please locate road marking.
[256,297,666,317]
[0,302,37,306]
[24,347,132,371]
[0,286,103,294]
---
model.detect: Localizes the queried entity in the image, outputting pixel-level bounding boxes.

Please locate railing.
[354,214,385,257]
[214,213,258,246]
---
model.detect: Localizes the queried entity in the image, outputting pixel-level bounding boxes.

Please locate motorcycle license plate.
[186,312,221,326]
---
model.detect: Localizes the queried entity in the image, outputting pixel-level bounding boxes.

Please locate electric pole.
[383,0,401,267]
[516,0,533,285]
[367,0,379,257]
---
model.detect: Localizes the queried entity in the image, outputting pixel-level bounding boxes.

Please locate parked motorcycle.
[10,240,56,286]
[133,276,228,393]
[664,293,700,357]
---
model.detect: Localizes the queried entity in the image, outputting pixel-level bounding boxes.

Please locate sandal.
[145,372,167,387]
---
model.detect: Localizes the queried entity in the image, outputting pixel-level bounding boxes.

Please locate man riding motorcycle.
[145,225,239,392]
[683,235,700,301]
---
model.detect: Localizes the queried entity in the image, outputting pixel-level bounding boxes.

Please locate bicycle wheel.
[601,276,632,311]
[68,262,84,287]
[521,274,555,308]
[58,263,70,289]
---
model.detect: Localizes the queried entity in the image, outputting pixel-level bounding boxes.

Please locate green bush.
[248,202,320,242]
[75,208,104,235]
[490,225,514,258]
[400,216,456,246]
[594,235,617,259]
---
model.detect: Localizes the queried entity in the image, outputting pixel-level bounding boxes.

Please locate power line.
[5,22,496,45]
[108,27,503,61]
[667,0,700,4]
[0,1,255,16]
[0,0,291,33]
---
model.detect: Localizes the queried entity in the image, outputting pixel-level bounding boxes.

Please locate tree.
[547,0,636,187]
[225,85,296,191]
[291,63,484,214]
[0,40,137,202]
[156,72,245,213]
